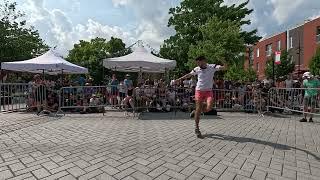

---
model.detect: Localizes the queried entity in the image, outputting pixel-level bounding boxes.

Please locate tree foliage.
[224,56,256,82]
[188,17,245,67]
[309,47,320,76]
[0,0,49,62]
[265,50,295,80]
[160,0,261,74]
[67,37,130,85]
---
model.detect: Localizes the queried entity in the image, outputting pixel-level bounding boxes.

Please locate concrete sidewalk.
[0,112,319,180]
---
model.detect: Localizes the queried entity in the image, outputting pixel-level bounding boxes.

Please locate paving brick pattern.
[0,112,319,180]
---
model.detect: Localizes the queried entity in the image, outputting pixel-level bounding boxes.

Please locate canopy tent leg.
[138,67,143,85]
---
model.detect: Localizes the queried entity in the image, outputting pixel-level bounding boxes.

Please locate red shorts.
[195,90,213,102]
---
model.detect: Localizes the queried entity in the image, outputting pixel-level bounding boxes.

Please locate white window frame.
[277,40,281,51]
[256,48,260,57]
[266,44,272,57]
[290,37,293,48]
[317,26,320,43]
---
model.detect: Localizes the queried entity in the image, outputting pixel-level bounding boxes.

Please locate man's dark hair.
[195,56,206,61]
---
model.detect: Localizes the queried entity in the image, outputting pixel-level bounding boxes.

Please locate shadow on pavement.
[204,133,320,161]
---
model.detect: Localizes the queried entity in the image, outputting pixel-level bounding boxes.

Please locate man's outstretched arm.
[174,73,193,85]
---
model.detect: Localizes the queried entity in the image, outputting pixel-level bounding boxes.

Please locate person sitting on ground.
[122,86,135,112]
[88,94,104,113]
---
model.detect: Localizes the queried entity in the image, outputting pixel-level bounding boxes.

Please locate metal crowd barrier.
[0,83,30,112]
[57,86,108,115]
[5,83,318,118]
[266,88,320,116]
[212,89,262,113]
[57,85,266,116]
[0,83,54,115]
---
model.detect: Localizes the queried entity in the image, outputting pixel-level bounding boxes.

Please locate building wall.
[303,18,320,69]
[288,25,304,70]
[252,32,287,79]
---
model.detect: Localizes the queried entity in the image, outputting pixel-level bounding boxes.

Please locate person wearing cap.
[124,74,132,88]
[174,56,224,138]
[300,72,320,122]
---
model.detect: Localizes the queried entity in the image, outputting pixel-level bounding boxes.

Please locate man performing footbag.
[174,56,224,138]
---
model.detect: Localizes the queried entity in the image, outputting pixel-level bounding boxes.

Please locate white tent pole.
[138,67,142,84]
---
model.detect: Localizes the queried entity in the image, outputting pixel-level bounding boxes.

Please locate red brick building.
[246,17,320,79]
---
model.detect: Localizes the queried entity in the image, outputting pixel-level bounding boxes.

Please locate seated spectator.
[88,94,104,113]
[47,93,59,111]
[121,86,135,112]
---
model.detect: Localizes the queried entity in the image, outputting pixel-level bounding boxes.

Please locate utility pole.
[297,31,301,74]
[272,54,275,87]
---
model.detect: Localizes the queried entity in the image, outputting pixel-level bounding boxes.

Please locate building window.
[317,26,320,43]
[289,36,293,48]
[266,44,272,57]
[249,49,254,65]
[256,48,260,57]
[256,62,259,72]
[277,40,281,51]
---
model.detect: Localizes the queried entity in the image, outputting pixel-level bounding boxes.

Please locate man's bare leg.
[194,100,204,138]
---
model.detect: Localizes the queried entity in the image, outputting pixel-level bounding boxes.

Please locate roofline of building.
[258,17,320,42]
[259,31,286,42]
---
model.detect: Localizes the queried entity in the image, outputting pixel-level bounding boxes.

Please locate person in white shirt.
[174,56,224,138]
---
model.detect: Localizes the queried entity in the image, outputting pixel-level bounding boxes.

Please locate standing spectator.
[78,76,86,86]
[122,74,135,111]
[124,74,133,90]
[285,74,293,89]
[118,81,127,105]
[109,74,119,107]
[300,72,320,122]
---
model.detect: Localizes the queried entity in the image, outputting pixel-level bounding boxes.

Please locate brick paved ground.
[0,112,319,180]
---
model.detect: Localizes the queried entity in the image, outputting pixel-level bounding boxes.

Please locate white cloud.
[22,0,137,56]
[19,0,320,56]
[270,0,304,25]
[19,0,176,56]
[111,0,176,49]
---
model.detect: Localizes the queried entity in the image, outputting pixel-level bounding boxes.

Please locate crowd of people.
[19,70,319,116]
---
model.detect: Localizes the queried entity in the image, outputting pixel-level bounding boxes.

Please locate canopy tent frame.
[103,46,176,83]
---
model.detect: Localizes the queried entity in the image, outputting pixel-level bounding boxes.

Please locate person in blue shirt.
[110,74,119,106]
[78,76,86,86]
[124,74,133,92]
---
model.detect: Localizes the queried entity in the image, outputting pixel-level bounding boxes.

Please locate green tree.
[188,17,245,67]
[0,0,49,62]
[67,37,130,85]
[160,0,261,73]
[265,50,295,80]
[224,57,256,82]
[309,47,320,76]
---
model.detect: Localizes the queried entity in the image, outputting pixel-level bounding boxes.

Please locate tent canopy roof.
[1,50,88,74]
[103,46,176,73]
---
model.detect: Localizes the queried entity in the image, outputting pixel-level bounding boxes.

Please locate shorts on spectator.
[304,96,317,108]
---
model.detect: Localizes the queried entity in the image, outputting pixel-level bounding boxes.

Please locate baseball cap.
[302,72,313,78]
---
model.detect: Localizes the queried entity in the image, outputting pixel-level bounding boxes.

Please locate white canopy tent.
[103,46,176,73]
[1,50,88,75]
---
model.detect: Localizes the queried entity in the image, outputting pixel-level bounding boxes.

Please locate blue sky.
[13,0,320,55]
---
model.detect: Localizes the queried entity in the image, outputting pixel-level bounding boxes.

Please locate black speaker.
[204,109,217,115]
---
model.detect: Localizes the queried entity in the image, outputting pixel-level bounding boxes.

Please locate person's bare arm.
[176,73,193,82]
[218,66,225,71]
